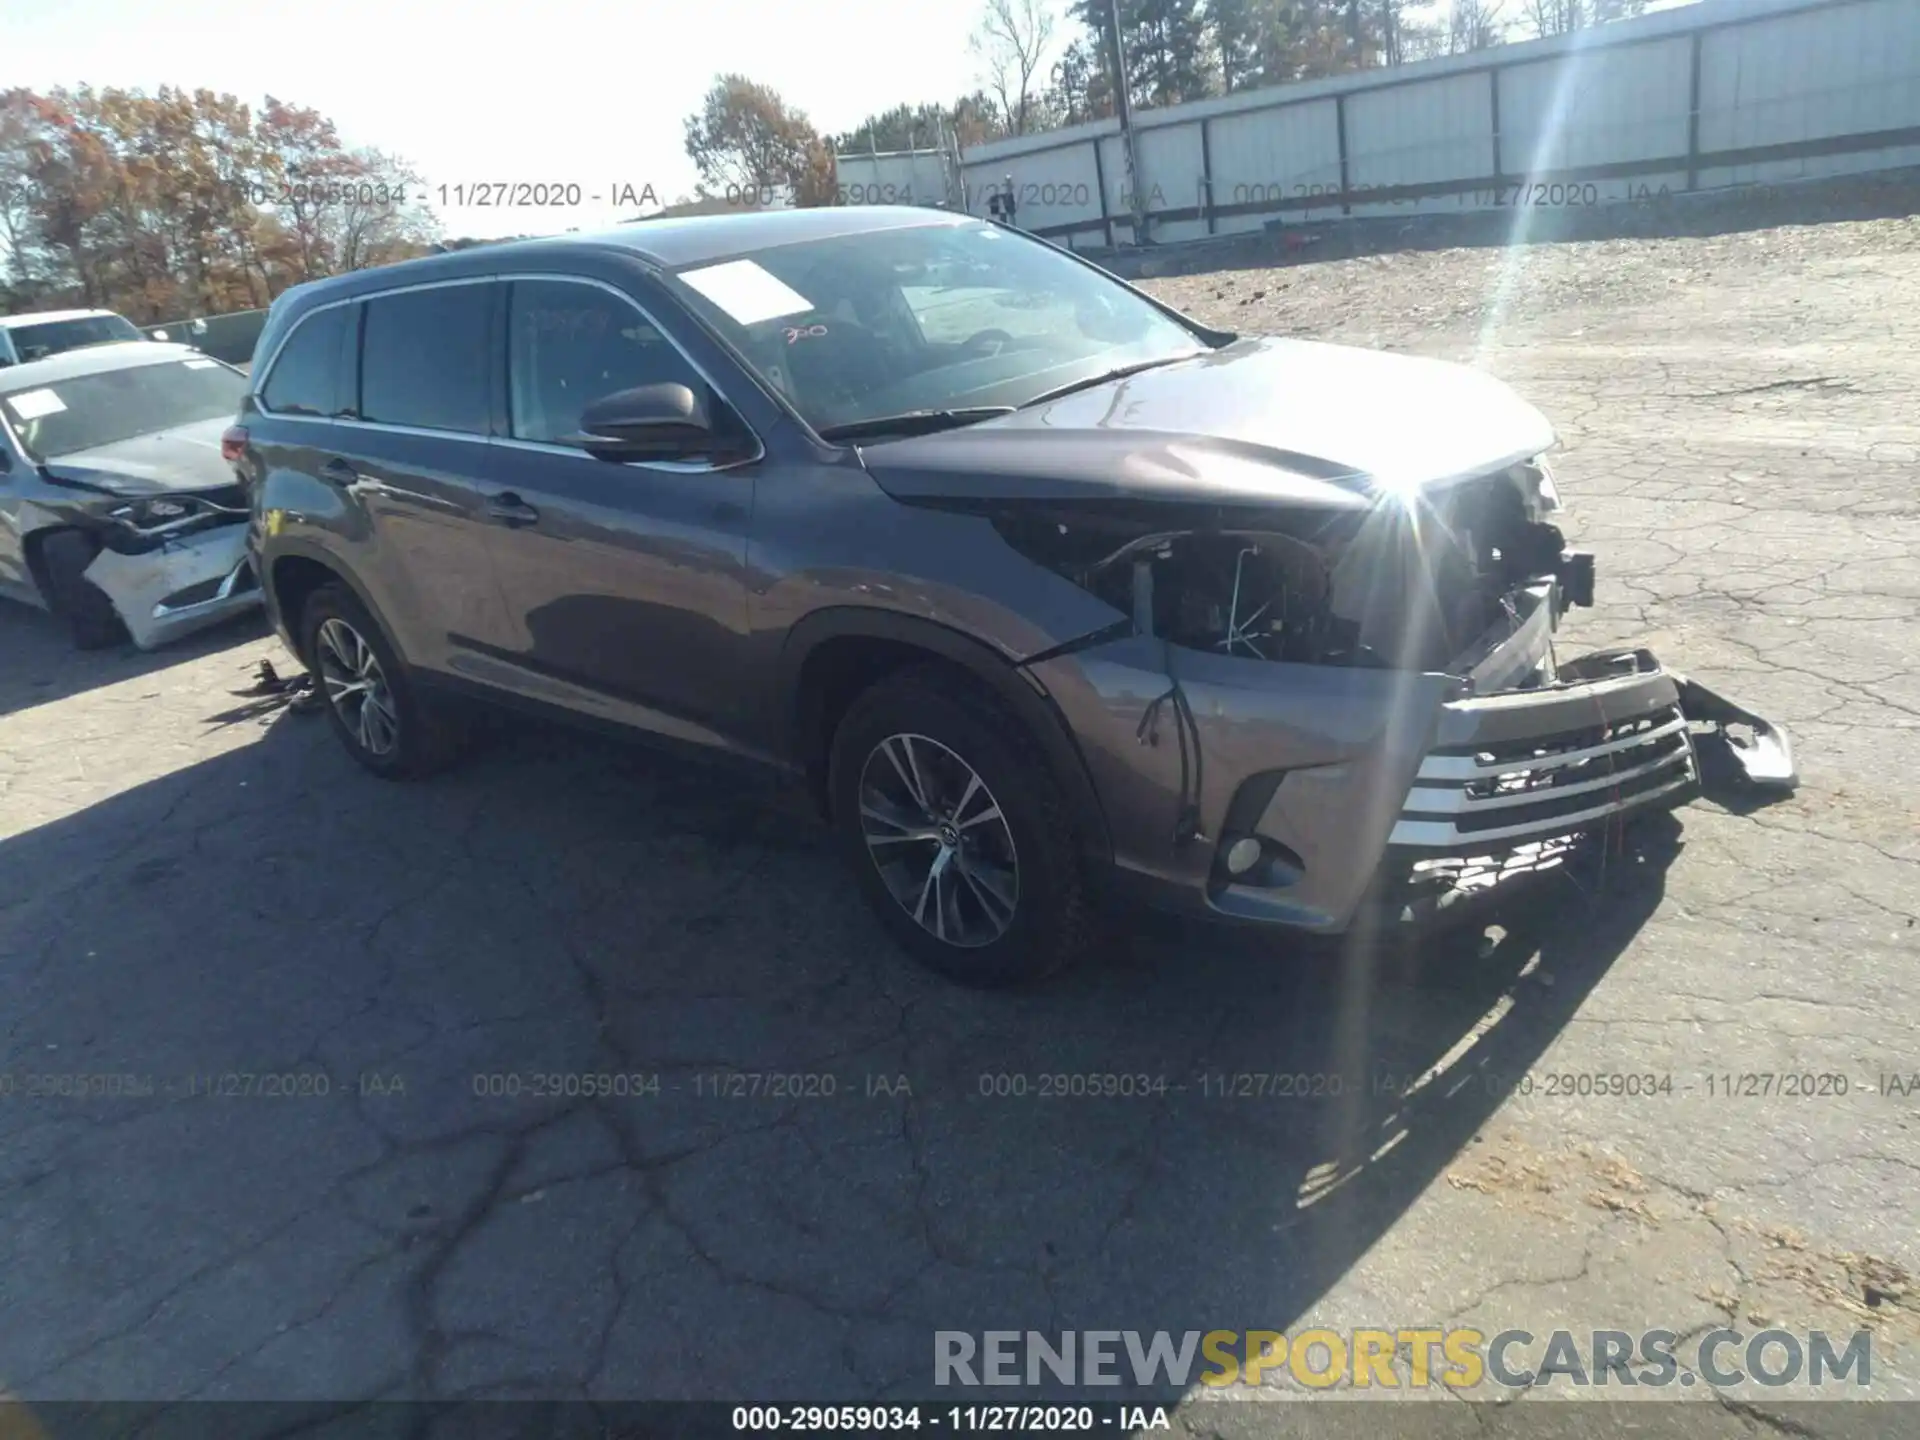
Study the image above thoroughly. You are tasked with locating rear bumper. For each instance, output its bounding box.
[83,522,261,650]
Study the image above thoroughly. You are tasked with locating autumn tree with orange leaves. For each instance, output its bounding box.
[682,76,837,209]
[0,86,440,323]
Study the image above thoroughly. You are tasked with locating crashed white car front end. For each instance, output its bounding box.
[77,496,260,650]
[0,346,264,650]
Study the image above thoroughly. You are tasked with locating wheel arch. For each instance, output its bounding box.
[264,542,388,665]
[21,522,82,608]
[780,607,1113,868]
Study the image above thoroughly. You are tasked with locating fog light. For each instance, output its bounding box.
[1224,837,1263,876]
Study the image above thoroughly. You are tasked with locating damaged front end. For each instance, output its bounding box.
[996,461,1796,933]
[29,477,258,650]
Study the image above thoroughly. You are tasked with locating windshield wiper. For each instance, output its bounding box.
[815,407,1014,443]
[1016,353,1206,410]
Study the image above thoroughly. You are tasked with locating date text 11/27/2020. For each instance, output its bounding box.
[432,182,920,209]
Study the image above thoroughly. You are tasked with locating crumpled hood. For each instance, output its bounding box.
[41,416,237,498]
[857,336,1557,510]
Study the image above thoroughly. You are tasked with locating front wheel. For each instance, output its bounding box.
[37,530,127,650]
[828,666,1097,987]
[301,583,462,779]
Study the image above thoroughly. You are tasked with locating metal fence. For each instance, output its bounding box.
[948,0,1920,247]
[832,147,965,210]
[142,308,268,367]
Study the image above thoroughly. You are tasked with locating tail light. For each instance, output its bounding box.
[220,424,249,464]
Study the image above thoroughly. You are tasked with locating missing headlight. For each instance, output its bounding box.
[1514,457,1562,516]
[110,496,198,529]
[1092,529,1372,666]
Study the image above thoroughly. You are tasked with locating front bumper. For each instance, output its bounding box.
[1385,648,1696,852]
[1029,630,1779,936]
[83,522,261,651]
[1345,647,1702,927]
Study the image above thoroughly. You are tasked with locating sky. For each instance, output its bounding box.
[4,0,995,239]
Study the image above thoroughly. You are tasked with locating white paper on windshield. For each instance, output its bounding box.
[183,357,219,369]
[679,259,814,326]
[7,387,66,420]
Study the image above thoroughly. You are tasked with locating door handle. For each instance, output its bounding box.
[485,492,540,527]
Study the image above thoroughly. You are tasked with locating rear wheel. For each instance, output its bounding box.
[828,665,1097,987]
[37,530,126,650]
[301,582,461,779]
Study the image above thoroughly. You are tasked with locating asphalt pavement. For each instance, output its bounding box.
[1,209,1916,1434]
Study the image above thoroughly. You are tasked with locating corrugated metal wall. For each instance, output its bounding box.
[957,0,1920,246]
[831,149,963,210]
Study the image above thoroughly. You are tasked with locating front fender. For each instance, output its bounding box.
[777,606,1114,868]
[253,530,391,666]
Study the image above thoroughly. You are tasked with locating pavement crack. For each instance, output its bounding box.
[1715,1394,1825,1437]
[1679,376,1853,402]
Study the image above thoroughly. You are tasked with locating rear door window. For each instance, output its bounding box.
[360,283,496,434]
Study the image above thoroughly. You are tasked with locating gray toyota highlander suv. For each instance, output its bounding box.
[235,206,1791,986]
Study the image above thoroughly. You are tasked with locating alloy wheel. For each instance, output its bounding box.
[316,617,399,757]
[857,732,1020,948]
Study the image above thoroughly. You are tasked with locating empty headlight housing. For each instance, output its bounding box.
[108,495,202,530]
[1518,456,1562,515]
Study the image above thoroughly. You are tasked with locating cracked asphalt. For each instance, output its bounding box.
[2,206,1917,1433]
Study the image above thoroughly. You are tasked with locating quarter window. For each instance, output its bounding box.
[361,283,494,434]
[261,305,351,418]
[507,279,705,447]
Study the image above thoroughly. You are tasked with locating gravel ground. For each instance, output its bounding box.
[1,207,1917,1433]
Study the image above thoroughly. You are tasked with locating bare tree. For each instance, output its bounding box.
[1519,0,1643,37]
[1362,0,1421,67]
[971,0,1056,138]
[1449,0,1508,51]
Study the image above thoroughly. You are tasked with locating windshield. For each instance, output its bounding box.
[0,357,247,459]
[6,313,145,363]
[666,221,1208,434]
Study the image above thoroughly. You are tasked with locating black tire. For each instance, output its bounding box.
[827,664,1097,987]
[300,582,462,779]
[37,530,127,650]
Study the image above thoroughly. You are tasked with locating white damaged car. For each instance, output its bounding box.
[0,341,260,650]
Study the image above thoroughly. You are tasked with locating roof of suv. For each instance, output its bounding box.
[272,206,976,313]
[579,204,971,267]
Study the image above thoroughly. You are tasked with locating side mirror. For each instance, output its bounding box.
[572,382,723,461]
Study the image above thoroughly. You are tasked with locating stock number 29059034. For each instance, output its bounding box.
[731,1405,1110,1431]
[977,1072,1167,1098]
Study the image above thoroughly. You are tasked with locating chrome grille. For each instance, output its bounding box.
[1391,699,1698,849]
